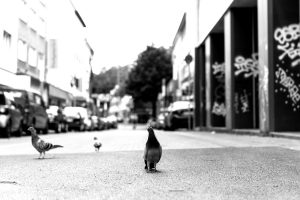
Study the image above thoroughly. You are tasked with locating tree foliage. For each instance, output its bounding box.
[125,46,172,117]
[91,66,129,96]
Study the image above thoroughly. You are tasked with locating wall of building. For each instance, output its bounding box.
[197,0,233,45]
[0,0,92,107]
[46,0,92,105]
[172,0,198,101]
[0,0,47,94]
[0,0,18,75]
[191,0,300,133]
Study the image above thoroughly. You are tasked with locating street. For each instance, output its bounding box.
[0,124,300,199]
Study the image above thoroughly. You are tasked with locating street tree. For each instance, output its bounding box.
[91,66,130,96]
[125,46,172,118]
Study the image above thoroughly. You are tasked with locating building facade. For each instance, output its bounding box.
[173,0,300,134]
[0,0,47,96]
[0,0,93,107]
[46,0,93,107]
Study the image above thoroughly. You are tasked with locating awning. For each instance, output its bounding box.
[49,84,72,100]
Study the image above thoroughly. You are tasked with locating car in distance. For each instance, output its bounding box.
[0,90,23,138]
[46,105,68,133]
[63,106,91,131]
[164,101,194,130]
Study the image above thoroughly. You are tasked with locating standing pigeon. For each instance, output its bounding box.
[143,126,162,172]
[93,137,102,152]
[27,127,63,159]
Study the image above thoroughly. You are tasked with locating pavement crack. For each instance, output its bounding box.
[0,181,19,185]
[168,189,185,192]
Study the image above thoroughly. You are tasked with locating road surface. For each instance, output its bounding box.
[0,124,299,199]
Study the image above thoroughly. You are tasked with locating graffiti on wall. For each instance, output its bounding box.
[274,24,300,67]
[275,67,300,109]
[212,62,226,116]
[212,61,225,79]
[234,53,259,78]
[212,102,226,116]
[274,23,300,112]
[234,90,250,114]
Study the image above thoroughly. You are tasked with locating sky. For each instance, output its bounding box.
[70,0,186,73]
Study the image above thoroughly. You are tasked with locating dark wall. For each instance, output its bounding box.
[231,8,259,129]
[210,33,225,127]
[272,0,300,131]
[199,45,207,127]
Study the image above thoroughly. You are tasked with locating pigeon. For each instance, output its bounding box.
[93,137,102,152]
[143,126,162,172]
[27,127,63,159]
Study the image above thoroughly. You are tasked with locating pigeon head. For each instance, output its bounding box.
[147,126,158,141]
[94,137,98,140]
[27,127,37,136]
[147,126,154,135]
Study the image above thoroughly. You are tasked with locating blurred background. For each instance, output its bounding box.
[1,0,300,138]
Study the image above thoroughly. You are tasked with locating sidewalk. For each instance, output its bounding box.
[0,147,299,200]
[126,123,300,141]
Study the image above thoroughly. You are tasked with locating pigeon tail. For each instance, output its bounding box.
[52,145,63,149]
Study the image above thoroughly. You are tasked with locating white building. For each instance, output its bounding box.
[46,0,93,107]
[0,0,47,96]
[171,1,198,101]
[0,0,93,107]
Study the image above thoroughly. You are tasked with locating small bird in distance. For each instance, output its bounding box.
[144,126,162,172]
[27,127,63,159]
[94,137,102,152]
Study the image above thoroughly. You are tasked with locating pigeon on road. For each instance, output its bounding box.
[144,126,162,172]
[93,137,102,152]
[27,127,63,159]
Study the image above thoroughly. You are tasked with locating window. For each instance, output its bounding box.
[28,46,37,67]
[3,31,11,48]
[34,94,41,105]
[37,52,45,69]
[17,39,27,62]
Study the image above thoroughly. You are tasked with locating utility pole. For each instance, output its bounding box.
[185,53,193,130]
[68,0,86,27]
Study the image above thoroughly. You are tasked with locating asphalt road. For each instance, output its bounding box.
[0,124,300,199]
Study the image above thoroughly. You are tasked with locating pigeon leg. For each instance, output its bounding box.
[144,160,148,170]
[147,161,151,172]
[38,152,42,159]
[154,163,157,172]
[42,152,45,159]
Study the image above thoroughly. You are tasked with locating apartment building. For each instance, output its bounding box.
[0,0,47,96]
[0,0,93,107]
[46,0,93,107]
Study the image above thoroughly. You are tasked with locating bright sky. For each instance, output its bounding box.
[70,0,186,73]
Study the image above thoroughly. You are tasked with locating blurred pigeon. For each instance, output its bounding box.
[93,137,102,152]
[27,127,63,159]
[143,126,162,172]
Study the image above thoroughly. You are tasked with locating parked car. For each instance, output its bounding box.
[46,105,68,133]
[0,87,48,134]
[90,115,100,131]
[164,101,194,130]
[63,106,91,131]
[0,91,23,138]
[155,110,169,130]
[100,117,109,130]
[106,115,118,129]
[97,117,107,130]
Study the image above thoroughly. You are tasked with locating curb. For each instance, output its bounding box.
[269,132,300,141]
